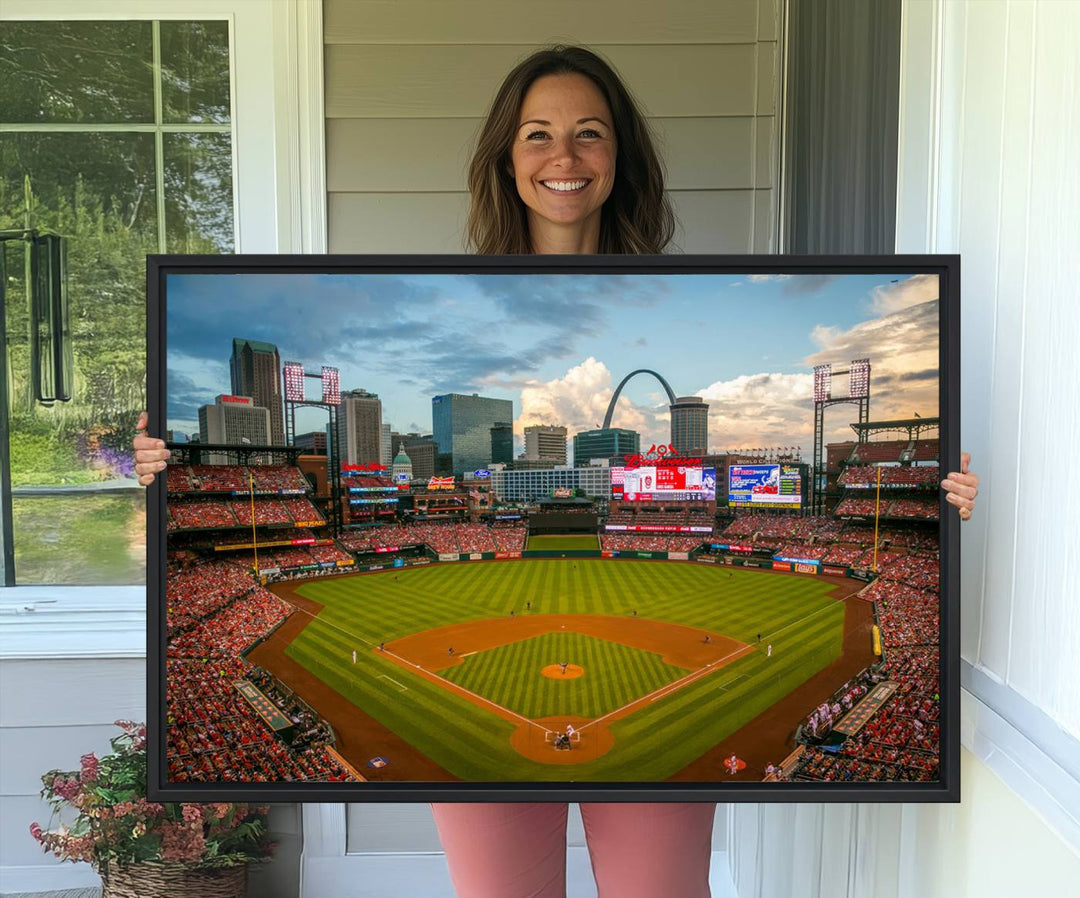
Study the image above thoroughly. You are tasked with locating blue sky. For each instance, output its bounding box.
[166,271,940,459]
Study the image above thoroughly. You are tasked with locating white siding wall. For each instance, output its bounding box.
[324,0,782,254]
[729,1,1080,894]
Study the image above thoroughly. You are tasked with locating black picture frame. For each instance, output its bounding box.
[147,253,960,803]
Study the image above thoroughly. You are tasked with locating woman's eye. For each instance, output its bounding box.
[525,130,550,140]
[579,129,602,138]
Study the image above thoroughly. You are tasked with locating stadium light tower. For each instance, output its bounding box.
[812,359,871,514]
[283,361,343,533]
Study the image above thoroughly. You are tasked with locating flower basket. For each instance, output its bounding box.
[30,721,273,891]
[101,861,247,898]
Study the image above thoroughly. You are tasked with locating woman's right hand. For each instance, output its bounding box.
[133,411,171,486]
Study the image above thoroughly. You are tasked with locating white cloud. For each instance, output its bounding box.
[747,274,793,283]
[867,273,939,316]
[697,372,815,452]
[514,358,671,452]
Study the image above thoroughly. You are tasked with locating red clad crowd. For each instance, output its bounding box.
[838,465,939,487]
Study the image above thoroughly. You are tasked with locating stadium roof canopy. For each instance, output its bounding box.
[849,417,940,440]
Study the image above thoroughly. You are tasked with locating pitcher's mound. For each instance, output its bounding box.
[541,663,584,679]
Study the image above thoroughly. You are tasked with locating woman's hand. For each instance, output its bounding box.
[941,452,979,520]
[133,411,171,487]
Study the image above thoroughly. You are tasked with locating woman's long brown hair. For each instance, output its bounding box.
[466,46,675,255]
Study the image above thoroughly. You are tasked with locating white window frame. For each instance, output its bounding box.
[894,0,1080,852]
[0,0,326,658]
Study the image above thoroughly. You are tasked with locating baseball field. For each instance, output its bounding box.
[250,559,857,782]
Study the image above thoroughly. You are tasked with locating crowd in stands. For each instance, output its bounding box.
[169,500,237,531]
[855,548,902,570]
[878,528,938,551]
[229,498,294,527]
[834,497,880,516]
[167,464,311,494]
[169,586,291,658]
[167,559,257,633]
[282,497,324,524]
[835,497,938,520]
[886,498,939,520]
[340,522,527,554]
[167,656,355,783]
[719,515,842,541]
[601,533,670,552]
[169,495,325,533]
[880,554,939,592]
[821,544,864,565]
[249,465,310,491]
[774,543,828,561]
[187,465,251,491]
[839,465,939,487]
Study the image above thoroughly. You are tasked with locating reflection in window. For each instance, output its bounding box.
[0,20,234,584]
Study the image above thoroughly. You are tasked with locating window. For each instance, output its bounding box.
[1,19,234,584]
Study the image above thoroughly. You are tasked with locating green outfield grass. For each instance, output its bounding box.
[439,632,687,719]
[526,534,600,550]
[285,560,845,781]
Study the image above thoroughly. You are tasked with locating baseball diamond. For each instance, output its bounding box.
[245,559,866,781]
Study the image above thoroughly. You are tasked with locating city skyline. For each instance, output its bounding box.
[166,271,941,462]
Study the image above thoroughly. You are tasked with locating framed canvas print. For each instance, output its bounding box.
[147,254,960,802]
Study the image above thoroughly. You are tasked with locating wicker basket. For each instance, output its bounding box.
[101,862,247,898]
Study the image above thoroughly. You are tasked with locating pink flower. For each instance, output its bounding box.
[160,821,206,864]
[181,805,202,824]
[52,777,80,801]
[29,822,43,842]
[80,753,99,782]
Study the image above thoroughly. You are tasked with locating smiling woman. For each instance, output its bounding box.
[466,45,674,255]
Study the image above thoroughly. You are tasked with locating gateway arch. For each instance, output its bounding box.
[602,369,709,456]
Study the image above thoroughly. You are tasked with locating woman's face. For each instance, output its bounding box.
[509,73,617,240]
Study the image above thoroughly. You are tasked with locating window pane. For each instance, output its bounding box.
[160,20,232,124]
[164,133,235,253]
[12,492,145,585]
[0,21,154,124]
[2,132,154,584]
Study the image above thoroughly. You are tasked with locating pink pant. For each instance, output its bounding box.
[431,802,716,898]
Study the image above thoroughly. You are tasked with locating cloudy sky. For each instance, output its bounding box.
[166,270,940,460]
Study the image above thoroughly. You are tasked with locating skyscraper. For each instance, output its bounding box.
[573,428,640,466]
[490,422,513,466]
[524,424,568,463]
[198,395,271,464]
[230,338,284,446]
[670,396,710,455]
[336,388,383,466]
[431,393,514,475]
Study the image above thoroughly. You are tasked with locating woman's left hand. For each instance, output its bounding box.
[941,452,979,520]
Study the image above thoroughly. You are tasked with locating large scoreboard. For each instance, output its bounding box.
[728,463,805,509]
[611,466,716,502]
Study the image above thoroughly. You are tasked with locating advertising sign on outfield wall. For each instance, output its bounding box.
[824,565,848,577]
[772,561,792,572]
[438,553,459,562]
[668,552,689,561]
[795,562,819,575]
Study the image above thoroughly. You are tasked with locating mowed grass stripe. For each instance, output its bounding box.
[440,632,685,719]
[285,560,848,779]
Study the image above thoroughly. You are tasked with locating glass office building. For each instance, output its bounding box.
[572,428,640,466]
[432,393,514,475]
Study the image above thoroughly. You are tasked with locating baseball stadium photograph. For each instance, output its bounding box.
[157,264,947,790]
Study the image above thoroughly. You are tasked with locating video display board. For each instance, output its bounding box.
[728,464,803,509]
[611,465,716,501]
